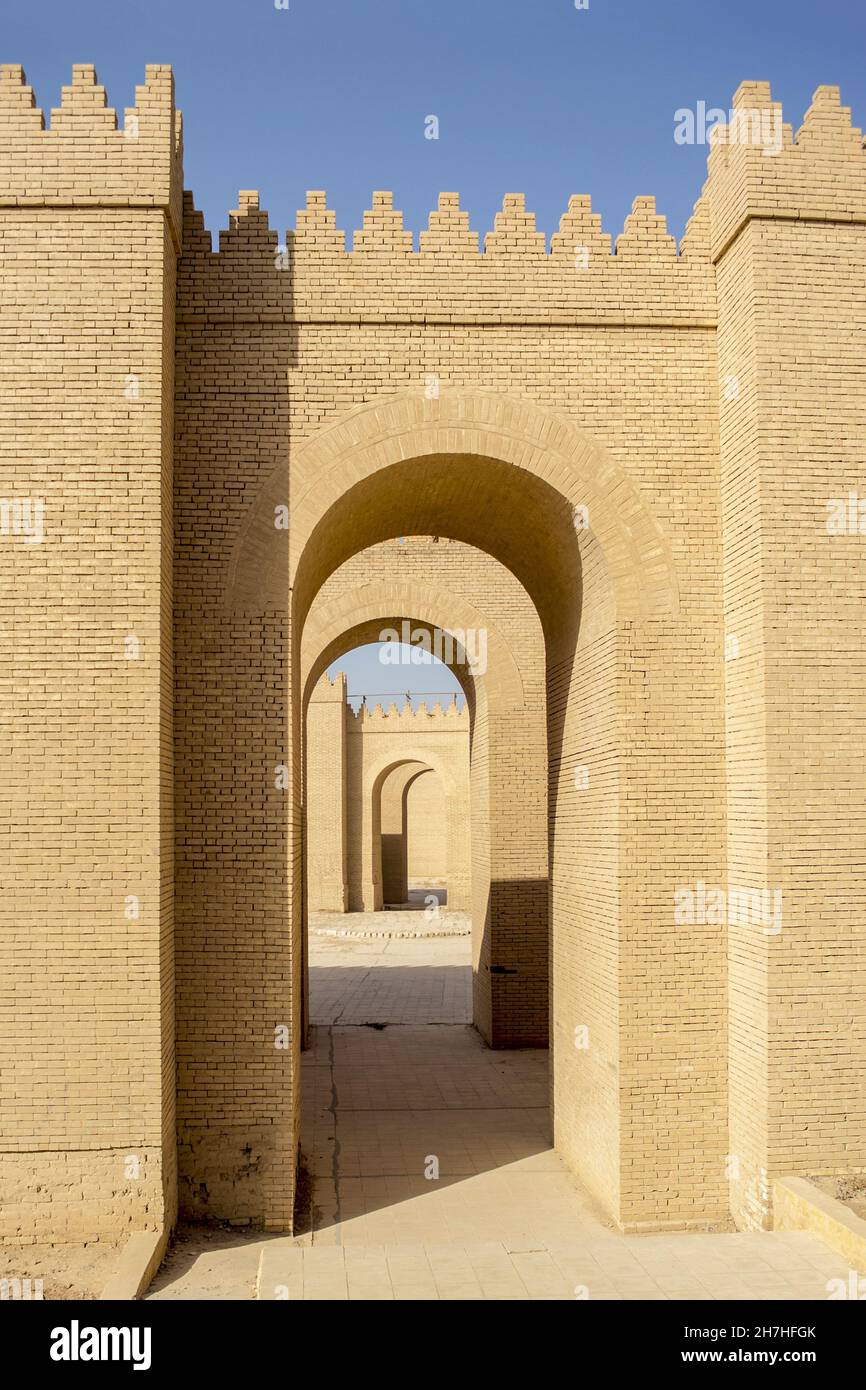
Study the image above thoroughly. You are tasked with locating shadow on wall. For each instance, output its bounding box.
[473,878,551,1050]
[382,884,448,909]
[175,192,299,1230]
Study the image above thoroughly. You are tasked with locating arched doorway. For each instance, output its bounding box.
[301,566,547,1046]
[367,749,467,913]
[222,388,723,1235]
[378,760,435,908]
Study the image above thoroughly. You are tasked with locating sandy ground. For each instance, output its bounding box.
[0,1239,121,1300]
[811,1175,866,1223]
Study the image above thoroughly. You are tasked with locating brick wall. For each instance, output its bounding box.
[406,767,448,888]
[308,675,466,911]
[5,65,865,1240]
[710,83,866,1228]
[0,64,180,1240]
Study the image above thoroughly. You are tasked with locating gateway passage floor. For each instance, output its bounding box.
[147,919,855,1301]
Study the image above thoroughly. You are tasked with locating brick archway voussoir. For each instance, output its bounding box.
[302,579,527,711]
[227,390,679,621]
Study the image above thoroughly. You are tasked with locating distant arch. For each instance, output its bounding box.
[225,388,679,627]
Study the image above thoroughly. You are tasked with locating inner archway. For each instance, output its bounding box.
[289,437,610,1209]
[224,388,711,1235]
[379,761,436,907]
[301,556,548,1046]
[369,752,467,913]
[288,443,600,1070]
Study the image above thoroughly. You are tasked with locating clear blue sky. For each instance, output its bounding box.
[9,0,863,698]
[8,0,865,247]
[331,643,465,712]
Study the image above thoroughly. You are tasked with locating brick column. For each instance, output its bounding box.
[306,673,348,911]
[0,65,180,1239]
[708,82,866,1227]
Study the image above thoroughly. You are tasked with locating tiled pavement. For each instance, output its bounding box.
[147,917,858,1301]
[307,928,472,1025]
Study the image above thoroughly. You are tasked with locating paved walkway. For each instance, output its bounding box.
[147,916,856,1301]
[307,926,472,1025]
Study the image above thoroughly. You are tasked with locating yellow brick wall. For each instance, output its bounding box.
[710,82,866,1228]
[0,64,180,1240]
[5,65,865,1241]
[406,768,448,888]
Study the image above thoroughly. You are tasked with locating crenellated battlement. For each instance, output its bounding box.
[189,184,691,264]
[0,64,183,244]
[3,69,863,315]
[177,184,715,326]
[310,670,347,704]
[348,696,468,727]
[170,81,866,326]
[702,82,866,261]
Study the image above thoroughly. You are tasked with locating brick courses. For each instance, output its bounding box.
[2,67,864,1240]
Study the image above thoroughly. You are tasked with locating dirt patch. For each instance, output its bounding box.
[0,1240,121,1300]
[292,1151,318,1238]
[145,1223,269,1300]
[809,1175,866,1223]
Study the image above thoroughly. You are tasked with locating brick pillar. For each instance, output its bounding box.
[708,82,866,1227]
[306,673,348,911]
[0,65,180,1239]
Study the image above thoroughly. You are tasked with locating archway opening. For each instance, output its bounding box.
[291,453,591,1042]
[222,391,682,1232]
[379,763,444,909]
[293,456,585,1053]
[299,549,548,1051]
[289,452,585,1237]
[303,631,474,1028]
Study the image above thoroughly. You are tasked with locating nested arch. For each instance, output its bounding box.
[305,617,479,724]
[366,750,469,912]
[379,761,435,906]
[225,389,679,630]
[225,385,689,1224]
[368,747,458,803]
[302,579,528,714]
[275,386,677,1067]
[302,577,547,996]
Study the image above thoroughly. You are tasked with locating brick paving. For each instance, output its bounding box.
[308,927,472,1025]
[147,918,859,1301]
